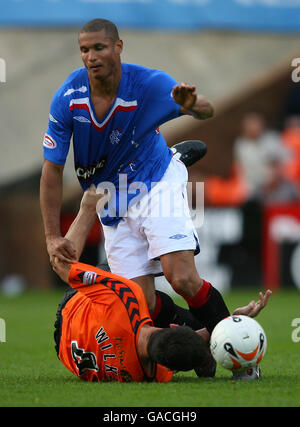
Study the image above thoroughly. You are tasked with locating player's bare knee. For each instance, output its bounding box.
[168,273,200,299]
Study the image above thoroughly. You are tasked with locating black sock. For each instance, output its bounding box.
[152,290,202,330]
[186,284,230,334]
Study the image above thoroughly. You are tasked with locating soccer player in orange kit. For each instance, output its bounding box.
[52,185,271,382]
[53,186,208,382]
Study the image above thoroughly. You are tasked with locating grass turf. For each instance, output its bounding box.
[0,287,299,407]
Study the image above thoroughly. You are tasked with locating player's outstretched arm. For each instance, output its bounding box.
[52,185,110,283]
[172,83,214,120]
[40,159,77,264]
[65,185,110,261]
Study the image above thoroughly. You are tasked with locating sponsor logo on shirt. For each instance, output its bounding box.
[75,158,107,183]
[82,271,99,285]
[169,234,188,240]
[43,133,57,149]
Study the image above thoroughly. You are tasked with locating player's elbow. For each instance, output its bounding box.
[198,101,214,119]
[40,160,64,188]
[189,96,214,120]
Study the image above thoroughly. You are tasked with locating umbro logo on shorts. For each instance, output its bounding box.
[169,234,187,240]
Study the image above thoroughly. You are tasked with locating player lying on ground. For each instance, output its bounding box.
[52,186,271,382]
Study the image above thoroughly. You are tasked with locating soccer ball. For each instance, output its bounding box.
[210,315,267,371]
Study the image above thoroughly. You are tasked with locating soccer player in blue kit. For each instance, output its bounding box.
[40,19,235,370]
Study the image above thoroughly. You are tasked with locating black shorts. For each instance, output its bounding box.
[54,288,78,357]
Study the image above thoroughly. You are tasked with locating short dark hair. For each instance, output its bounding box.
[147,326,208,372]
[79,19,120,42]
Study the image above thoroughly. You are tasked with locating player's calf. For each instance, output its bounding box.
[185,281,230,334]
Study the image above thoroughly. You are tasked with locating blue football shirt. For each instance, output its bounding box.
[43,63,181,225]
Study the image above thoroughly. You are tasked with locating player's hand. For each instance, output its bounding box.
[195,327,210,343]
[47,235,77,265]
[51,255,71,284]
[170,323,211,343]
[80,184,111,213]
[232,290,272,318]
[172,83,197,111]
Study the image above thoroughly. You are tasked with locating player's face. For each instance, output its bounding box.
[78,30,123,81]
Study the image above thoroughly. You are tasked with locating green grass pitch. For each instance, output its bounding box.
[0,287,299,407]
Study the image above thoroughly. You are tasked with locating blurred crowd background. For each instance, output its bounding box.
[1,0,300,295]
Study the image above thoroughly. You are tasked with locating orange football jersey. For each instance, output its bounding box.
[58,262,173,383]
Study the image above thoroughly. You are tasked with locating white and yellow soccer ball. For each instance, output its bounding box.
[210,315,267,371]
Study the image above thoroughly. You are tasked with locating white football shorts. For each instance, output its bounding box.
[99,157,200,279]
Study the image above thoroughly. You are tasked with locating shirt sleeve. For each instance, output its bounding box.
[68,262,109,295]
[140,69,182,128]
[155,364,174,383]
[43,88,73,165]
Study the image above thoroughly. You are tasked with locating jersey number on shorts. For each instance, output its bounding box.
[71,340,99,376]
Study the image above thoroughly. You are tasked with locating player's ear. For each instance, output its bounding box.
[115,39,123,55]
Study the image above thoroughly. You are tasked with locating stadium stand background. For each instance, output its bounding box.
[1,0,300,293]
